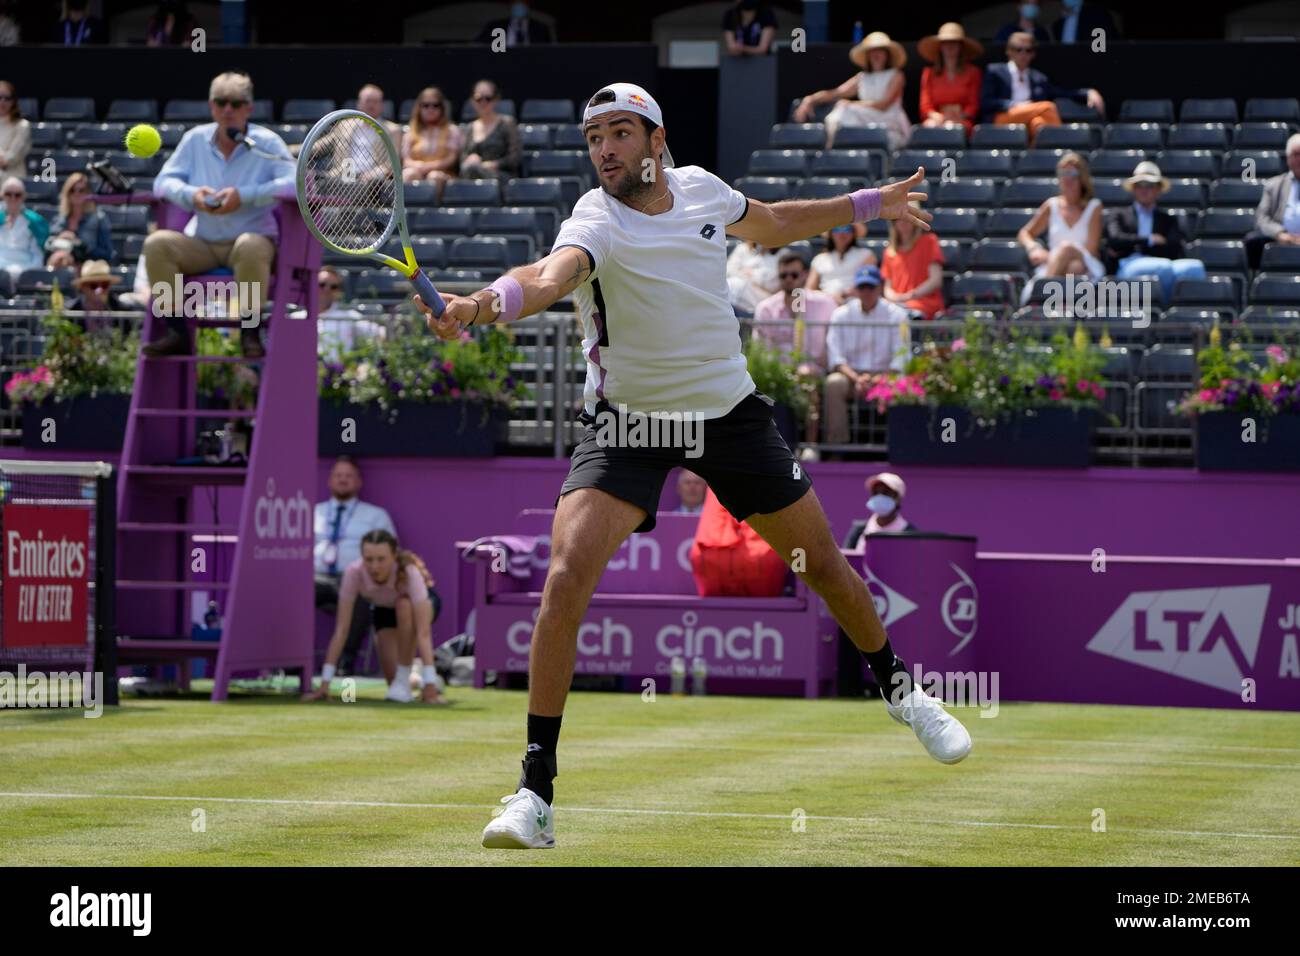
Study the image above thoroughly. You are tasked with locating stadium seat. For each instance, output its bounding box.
[17,98,38,120]
[107,99,158,123]
[120,234,146,262]
[69,123,129,149]
[970,124,1027,150]
[28,123,65,149]
[1086,149,1147,177]
[1232,122,1291,151]
[519,124,552,150]
[950,272,1017,307]
[1209,179,1263,207]
[0,272,13,298]
[1179,98,1238,124]
[524,151,586,177]
[552,125,587,150]
[440,179,502,208]
[954,149,1015,176]
[163,99,211,122]
[769,123,826,148]
[936,179,998,208]
[1249,274,1300,307]
[1166,123,1230,150]
[408,208,473,236]
[459,99,515,121]
[251,101,274,123]
[1104,123,1165,150]
[796,177,854,199]
[449,236,510,270]
[969,239,1029,274]
[1000,178,1057,206]
[101,207,149,233]
[1154,150,1219,179]
[1222,150,1284,180]
[43,98,96,122]
[733,176,792,203]
[1014,149,1068,176]
[1092,179,1132,206]
[475,208,545,245]
[1034,124,1094,150]
[403,181,439,206]
[938,238,971,272]
[22,180,57,203]
[810,149,877,180]
[829,125,890,151]
[983,208,1035,238]
[1118,99,1174,124]
[351,269,410,302]
[929,208,982,239]
[1244,98,1300,124]
[1054,99,1101,123]
[155,124,186,147]
[1195,208,1255,239]
[273,124,309,146]
[1171,276,1239,310]
[1140,345,1196,380]
[1239,306,1300,329]
[1260,244,1300,271]
[341,98,394,120]
[1161,179,1206,209]
[17,268,75,294]
[1185,240,1248,274]
[892,149,952,181]
[1024,276,1072,305]
[503,177,564,209]
[282,99,335,123]
[520,99,574,123]
[747,149,810,177]
[908,126,965,150]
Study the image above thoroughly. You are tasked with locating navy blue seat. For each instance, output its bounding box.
[1118,99,1174,123]
[829,126,890,151]
[440,179,502,208]
[983,208,1035,238]
[908,126,966,150]
[1196,209,1255,239]
[747,149,810,177]
[520,99,574,123]
[955,150,1015,176]
[810,150,878,180]
[734,177,793,203]
[769,123,826,148]
[1209,180,1263,207]
[1250,274,1300,307]
[1232,122,1291,150]
[1014,149,1068,176]
[1166,124,1230,150]
[935,179,998,208]
[1154,150,1219,179]
[970,124,1027,150]
[1000,178,1057,207]
[1244,98,1300,124]
[282,99,336,123]
[929,208,982,239]
[1104,123,1165,150]
[1034,124,1094,151]
[1179,98,1238,124]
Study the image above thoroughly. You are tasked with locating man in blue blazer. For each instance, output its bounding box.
[979,32,1104,145]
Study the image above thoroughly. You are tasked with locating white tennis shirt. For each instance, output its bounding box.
[552,165,757,419]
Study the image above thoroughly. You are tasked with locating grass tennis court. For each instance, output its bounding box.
[2,685,1298,866]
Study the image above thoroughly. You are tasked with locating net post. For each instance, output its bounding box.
[93,466,119,706]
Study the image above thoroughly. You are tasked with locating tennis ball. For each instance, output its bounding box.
[124,124,162,158]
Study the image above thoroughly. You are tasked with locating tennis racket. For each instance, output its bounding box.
[295,109,444,317]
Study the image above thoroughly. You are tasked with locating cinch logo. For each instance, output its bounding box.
[942,563,978,655]
[655,610,785,661]
[862,564,917,628]
[1085,585,1268,693]
[253,478,312,541]
[506,608,633,657]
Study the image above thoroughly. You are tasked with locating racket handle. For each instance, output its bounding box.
[410,271,445,318]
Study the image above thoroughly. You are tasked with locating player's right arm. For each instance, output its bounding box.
[413,245,593,339]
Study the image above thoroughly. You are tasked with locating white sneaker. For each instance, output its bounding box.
[798,446,820,462]
[481,788,555,849]
[884,685,972,764]
[384,680,413,702]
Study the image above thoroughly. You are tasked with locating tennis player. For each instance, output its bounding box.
[413,83,969,849]
[303,529,449,705]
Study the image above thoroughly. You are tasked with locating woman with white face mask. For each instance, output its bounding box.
[993,3,1051,46]
[843,472,913,550]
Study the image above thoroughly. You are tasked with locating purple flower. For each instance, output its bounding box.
[998,375,1010,386]
[504,376,514,389]
[1036,375,1054,388]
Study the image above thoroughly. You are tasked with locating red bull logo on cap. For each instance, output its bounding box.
[627,93,648,109]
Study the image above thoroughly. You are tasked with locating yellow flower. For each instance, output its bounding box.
[1099,326,1112,349]
[1209,322,1221,348]
[1073,322,1088,351]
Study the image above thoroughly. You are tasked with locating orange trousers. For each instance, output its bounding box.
[994,101,1063,147]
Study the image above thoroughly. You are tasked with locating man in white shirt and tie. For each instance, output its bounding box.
[314,455,396,674]
[823,264,910,446]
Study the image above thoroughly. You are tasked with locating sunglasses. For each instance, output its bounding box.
[1058,168,1081,178]
[1008,46,1035,54]
[0,94,13,101]
[83,282,112,292]
[2,190,23,198]
[473,95,495,103]
[779,271,803,280]
[319,281,342,290]
[212,97,249,109]
[419,101,443,109]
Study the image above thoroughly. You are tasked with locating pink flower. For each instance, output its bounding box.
[1091,382,1105,400]
[1076,379,1090,393]
[1266,345,1288,363]
[442,361,454,372]
[1263,381,1282,396]
[1197,389,1217,402]
[450,387,461,398]
[1048,389,1064,400]
[951,338,966,352]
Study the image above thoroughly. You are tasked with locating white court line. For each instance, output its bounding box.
[0,790,1296,843]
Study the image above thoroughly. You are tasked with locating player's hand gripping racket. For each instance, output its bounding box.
[295,109,444,317]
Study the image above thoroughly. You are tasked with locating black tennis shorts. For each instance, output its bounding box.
[369,589,440,632]
[557,389,813,533]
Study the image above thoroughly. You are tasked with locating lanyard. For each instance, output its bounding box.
[329,499,359,544]
[65,18,88,46]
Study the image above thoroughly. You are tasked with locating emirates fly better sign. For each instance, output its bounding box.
[2,504,91,647]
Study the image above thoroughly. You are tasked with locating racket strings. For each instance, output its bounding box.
[303,116,398,254]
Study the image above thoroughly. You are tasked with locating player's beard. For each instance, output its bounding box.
[602,145,658,205]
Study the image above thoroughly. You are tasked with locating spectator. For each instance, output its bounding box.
[0,80,30,179]
[882,202,945,319]
[722,0,776,57]
[726,238,781,314]
[402,86,461,192]
[357,83,402,148]
[477,1,553,45]
[823,265,909,446]
[753,251,834,449]
[0,177,46,282]
[1052,0,1118,44]
[980,33,1103,146]
[918,22,983,135]
[459,79,520,181]
[808,224,875,304]
[674,469,707,515]
[795,32,911,151]
[304,529,449,705]
[66,259,124,327]
[146,1,197,46]
[1020,151,1105,286]
[0,2,19,46]
[1244,133,1300,270]
[144,71,294,358]
[313,456,397,677]
[293,266,385,357]
[1104,161,1205,303]
[46,172,114,268]
[843,473,915,549]
[53,0,105,45]
[993,3,1051,46]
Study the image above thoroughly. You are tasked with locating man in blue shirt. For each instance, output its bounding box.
[143,71,295,358]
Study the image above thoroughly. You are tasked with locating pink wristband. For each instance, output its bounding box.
[486,275,524,324]
[849,187,882,222]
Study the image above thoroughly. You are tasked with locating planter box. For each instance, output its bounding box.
[21,395,130,451]
[319,399,507,457]
[1195,412,1300,471]
[887,405,1094,467]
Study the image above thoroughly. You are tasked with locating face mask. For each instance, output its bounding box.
[511,3,528,17]
[867,494,896,515]
[1062,0,1082,9]
[1020,3,1039,18]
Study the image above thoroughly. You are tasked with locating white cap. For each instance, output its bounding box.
[867,472,907,499]
[581,82,674,168]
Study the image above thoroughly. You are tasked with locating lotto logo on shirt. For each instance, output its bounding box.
[2,504,91,648]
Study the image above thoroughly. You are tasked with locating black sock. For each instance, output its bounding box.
[862,641,913,706]
[519,713,562,805]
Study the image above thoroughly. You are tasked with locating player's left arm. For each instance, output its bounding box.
[727,167,932,248]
